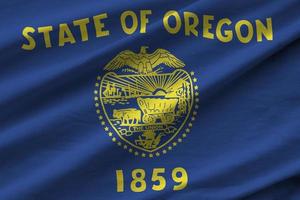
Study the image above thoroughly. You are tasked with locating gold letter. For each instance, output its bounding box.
[140,10,152,33]
[73,18,90,42]
[163,10,181,34]
[21,27,36,50]
[59,23,76,47]
[184,12,199,36]
[38,26,53,48]
[235,20,254,43]
[93,13,110,37]
[120,11,138,34]
[216,18,233,43]
[203,15,214,39]
[256,18,273,42]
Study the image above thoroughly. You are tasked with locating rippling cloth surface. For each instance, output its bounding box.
[1,0,300,200]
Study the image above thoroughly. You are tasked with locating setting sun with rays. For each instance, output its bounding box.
[102,70,191,98]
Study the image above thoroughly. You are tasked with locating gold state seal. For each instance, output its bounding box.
[94,46,199,158]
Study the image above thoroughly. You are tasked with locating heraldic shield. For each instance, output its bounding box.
[94,47,199,157]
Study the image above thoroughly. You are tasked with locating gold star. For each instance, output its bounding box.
[190,71,195,76]
[149,154,153,158]
[182,133,187,138]
[193,111,197,115]
[95,103,99,107]
[195,92,199,96]
[195,105,199,109]
[155,152,160,156]
[142,153,146,157]
[104,127,109,131]
[96,109,100,114]
[117,142,121,146]
[112,137,116,142]
[129,149,133,153]
[94,97,98,101]
[162,150,167,154]
[178,138,182,142]
[94,90,98,94]
[193,78,197,82]
[123,145,127,149]
[188,123,193,127]
[191,117,195,121]
[168,146,172,150]
[95,83,99,87]
[101,121,105,125]
[108,132,113,136]
[134,152,139,156]
[194,86,198,90]
[97,76,101,80]
[173,142,177,146]
[186,128,190,133]
[99,115,103,120]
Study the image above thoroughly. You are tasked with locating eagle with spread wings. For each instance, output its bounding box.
[104,46,185,74]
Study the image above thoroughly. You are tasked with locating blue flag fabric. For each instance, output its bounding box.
[1,1,300,199]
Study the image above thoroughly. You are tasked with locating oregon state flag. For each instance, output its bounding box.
[1,0,300,199]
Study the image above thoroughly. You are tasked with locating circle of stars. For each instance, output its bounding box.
[93,71,200,158]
